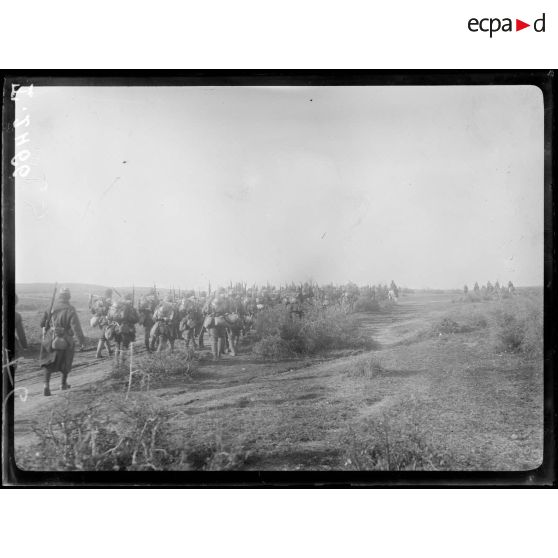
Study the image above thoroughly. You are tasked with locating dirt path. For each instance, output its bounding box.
[14,293,441,411]
[15,292,541,471]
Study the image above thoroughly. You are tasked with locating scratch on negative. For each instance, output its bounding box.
[101,176,121,199]
[82,200,92,218]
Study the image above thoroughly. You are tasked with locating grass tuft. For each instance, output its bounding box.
[345,355,385,378]
[491,295,542,356]
[343,400,454,471]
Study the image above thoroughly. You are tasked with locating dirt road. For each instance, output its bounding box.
[13,292,543,471]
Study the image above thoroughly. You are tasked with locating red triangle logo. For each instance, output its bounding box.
[516,19,530,31]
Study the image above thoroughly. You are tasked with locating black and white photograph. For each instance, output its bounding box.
[2,75,550,481]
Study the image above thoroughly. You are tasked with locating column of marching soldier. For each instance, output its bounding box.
[15,284,314,397]
[16,279,510,397]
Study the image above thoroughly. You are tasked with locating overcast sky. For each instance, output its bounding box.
[15,85,543,289]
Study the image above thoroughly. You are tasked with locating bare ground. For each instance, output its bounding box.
[13,292,543,471]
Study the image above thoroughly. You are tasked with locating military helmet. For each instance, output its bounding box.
[59,287,71,300]
[165,294,173,303]
[124,293,133,301]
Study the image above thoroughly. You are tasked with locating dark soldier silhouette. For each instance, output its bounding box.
[40,287,86,396]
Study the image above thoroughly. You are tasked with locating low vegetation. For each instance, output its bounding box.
[21,394,254,471]
[352,297,381,312]
[137,347,197,381]
[15,287,543,472]
[25,396,179,471]
[252,305,375,359]
[181,424,253,470]
[110,346,197,391]
[345,354,385,378]
[430,309,488,336]
[491,294,543,356]
[343,399,454,471]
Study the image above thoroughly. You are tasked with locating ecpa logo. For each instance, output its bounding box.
[468,12,546,37]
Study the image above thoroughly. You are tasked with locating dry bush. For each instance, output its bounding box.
[116,347,197,390]
[252,305,375,359]
[492,295,543,356]
[343,401,453,470]
[345,354,385,378]
[139,347,196,376]
[430,307,488,336]
[29,396,179,471]
[353,297,380,312]
[252,334,301,360]
[181,424,252,470]
[25,394,252,471]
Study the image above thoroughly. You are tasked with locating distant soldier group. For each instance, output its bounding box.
[465,280,516,297]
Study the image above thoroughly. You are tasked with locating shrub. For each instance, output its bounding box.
[182,427,252,471]
[139,347,196,377]
[252,334,301,360]
[343,402,453,470]
[353,297,380,312]
[492,296,543,356]
[433,318,462,334]
[29,396,179,471]
[121,347,197,390]
[345,355,384,378]
[252,305,375,359]
[430,309,488,336]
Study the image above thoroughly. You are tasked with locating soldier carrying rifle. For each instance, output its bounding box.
[40,286,86,396]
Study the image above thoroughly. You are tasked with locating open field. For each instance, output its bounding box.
[13,289,543,471]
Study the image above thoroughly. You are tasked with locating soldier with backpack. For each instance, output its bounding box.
[179,296,203,350]
[203,292,229,360]
[40,287,86,396]
[138,289,159,352]
[90,288,113,358]
[150,295,176,352]
[107,293,139,365]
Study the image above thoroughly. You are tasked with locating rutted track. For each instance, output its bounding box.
[15,294,532,470]
[13,294,448,441]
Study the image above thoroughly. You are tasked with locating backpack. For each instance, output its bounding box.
[49,308,72,350]
[108,301,126,322]
[92,297,109,316]
[155,301,173,320]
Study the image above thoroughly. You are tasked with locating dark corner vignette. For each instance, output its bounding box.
[1,71,556,487]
